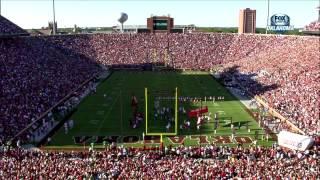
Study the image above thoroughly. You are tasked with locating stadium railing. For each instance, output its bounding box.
[217,72,305,135]
[254,96,305,135]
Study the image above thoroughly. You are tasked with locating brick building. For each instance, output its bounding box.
[238,8,256,34]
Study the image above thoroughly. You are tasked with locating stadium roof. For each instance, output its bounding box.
[0,15,29,37]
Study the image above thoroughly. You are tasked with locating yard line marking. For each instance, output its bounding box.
[217,110,226,115]
[89,119,100,125]
[96,110,105,115]
[96,76,125,135]
[96,93,121,135]
[103,103,108,107]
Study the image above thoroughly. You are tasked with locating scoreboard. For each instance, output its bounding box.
[153,19,168,30]
[147,16,174,33]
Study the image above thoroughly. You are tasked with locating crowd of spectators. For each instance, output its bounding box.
[217,35,319,135]
[0,37,101,142]
[1,145,319,179]
[304,21,320,31]
[0,15,28,35]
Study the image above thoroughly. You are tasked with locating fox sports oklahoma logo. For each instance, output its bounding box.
[267,14,294,32]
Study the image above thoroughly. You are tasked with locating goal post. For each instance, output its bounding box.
[145,87,178,139]
[145,87,148,134]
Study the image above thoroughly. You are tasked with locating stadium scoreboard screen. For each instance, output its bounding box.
[153,19,168,30]
[147,16,174,33]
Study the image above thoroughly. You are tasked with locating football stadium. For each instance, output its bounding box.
[0,0,320,179]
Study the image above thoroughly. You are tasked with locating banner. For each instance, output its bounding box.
[278,131,314,151]
[188,106,208,118]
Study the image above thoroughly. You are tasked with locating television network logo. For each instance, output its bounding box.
[267,14,294,32]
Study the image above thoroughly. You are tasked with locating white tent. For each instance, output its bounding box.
[278,131,314,151]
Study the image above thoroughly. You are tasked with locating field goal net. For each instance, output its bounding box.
[145,87,178,138]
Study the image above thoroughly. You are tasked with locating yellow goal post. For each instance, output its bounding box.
[145,87,178,142]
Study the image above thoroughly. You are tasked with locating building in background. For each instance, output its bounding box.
[238,8,256,34]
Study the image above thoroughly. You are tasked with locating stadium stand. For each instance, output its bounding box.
[304,21,320,31]
[218,35,320,135]
[0,145,319,179]
[0,37,101,142]
[0,15,29,36]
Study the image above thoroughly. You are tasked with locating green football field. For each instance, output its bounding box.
[49,71,273,148]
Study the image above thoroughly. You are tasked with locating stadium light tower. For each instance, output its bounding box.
[317,6,320,22]
[52,0,57,35]
[266,0,270,34]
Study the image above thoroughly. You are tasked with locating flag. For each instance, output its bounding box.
[131,95,138,106]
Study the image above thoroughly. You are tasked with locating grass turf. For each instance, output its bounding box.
[49,71,272,147]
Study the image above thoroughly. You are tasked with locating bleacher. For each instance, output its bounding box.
[0,15,29,37]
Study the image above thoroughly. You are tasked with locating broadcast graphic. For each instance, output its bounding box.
[267,14,294,32]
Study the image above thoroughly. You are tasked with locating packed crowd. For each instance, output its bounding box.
[217,35,320,135]
[0,37,101,142]
[0,145,319,179]
[304,21,320,31]
[0,15,28,35]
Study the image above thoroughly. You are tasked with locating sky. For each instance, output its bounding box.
[1,0,319,29]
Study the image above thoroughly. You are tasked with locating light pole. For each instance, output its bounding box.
[266,0,270,34]
[52,0,56,35]
[317,6,320,22]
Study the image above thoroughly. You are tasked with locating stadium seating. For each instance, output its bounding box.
[0,37,101,142]
[218,35,320,135]
[0,145,319,179]
[0,15,28,36]
[305,21,320,31]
